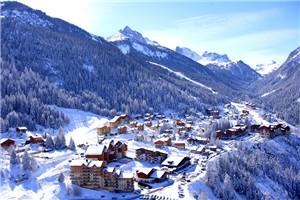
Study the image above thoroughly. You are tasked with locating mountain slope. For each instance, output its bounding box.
[254,60,280,76]
[108,27,249,97]
[0,1,227,130]
[175,46,261,84]
[254,47,300,125]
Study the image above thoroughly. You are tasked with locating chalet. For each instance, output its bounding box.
[205,108,220,119]
[97,124,111,135]
[173,141,186,149]
[117,125,127,134]
[176,119,185,126]
[216,124,247,139]
[16,127,27,134]
[185,124,192,131]
[245,102,256,109]
[154,137,171,148]
[137,123,144,131]
[85,144,107,161]
[191,146,206,154]
[26,135,45,144]
[135,168,168,183]
[130,121,138,128]
[85,140,128,162]
[70,160,134,192]
[0,138,16,149]
[109,114,129,128]
[258,123,290,138]
[144,120,152,127]
[250,124,260,132]
[161,156,191,171]
[135,148,168,163]
[241,110,249,117]
[187,137,209,145]
[208,145,217,151]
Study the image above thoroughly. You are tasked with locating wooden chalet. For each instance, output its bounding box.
[135,148,168,163]
[97,124,111,135]
[109,114,129,128]
[161,155,191,171]
[144,120,152,127]
[16,127,27,134]
[205,108,220,119]
[85,140,127,162]
[136,123,144,131]
[26,135,45,144]
[172,141,186,149]
[136,168,168,183]
[245,102,256,109]
[0,138,16,149]
[258,123,290,138]
[154,137,171,148]
[117,125,127,134]
[187,137,209,145]
[176,119,185,126]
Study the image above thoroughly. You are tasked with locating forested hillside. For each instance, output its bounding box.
[253,47,300,125]
[0,1,226,131]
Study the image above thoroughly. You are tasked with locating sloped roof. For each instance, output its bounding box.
[85,145,106,155]
[161,155,189,167]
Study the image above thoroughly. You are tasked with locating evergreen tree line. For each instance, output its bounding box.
[205,134,300,200]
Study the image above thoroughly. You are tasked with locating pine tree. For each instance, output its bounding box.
[45,134,54,149]
[22,150,31,171]
[10,149,20,166]
[68,137,76,151]
[58,172,65,183]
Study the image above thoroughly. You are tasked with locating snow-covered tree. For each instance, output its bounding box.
[45,134,54,149]
[22,150,31,171]
[10,149,20,166]
[58,172,65,183]
[21,150,38,172]
[68,137,76,151]
[54,127,66,150]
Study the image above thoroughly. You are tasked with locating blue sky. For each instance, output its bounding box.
[17,0,299,66]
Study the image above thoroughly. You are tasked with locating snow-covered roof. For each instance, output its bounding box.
[87,160,104,168]
[136,168,153,176]
[150,170,166,179]
[161,155,189,167]
[0,138,15,144]
[85,145,106,155]
[70,159,86,167]
[120,172,133,179]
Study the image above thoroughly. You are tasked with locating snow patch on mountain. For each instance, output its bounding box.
[82,64,95,73]
[175,47,232,69]
[117,44,130,54]
[261,89,277,97]
[2,9,53,27]
[254,61,280,75]
[147,61,217,94]
[277,73,286,79]
[132,43,167,58]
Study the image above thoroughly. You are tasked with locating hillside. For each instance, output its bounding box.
[253,47,300,125]
[0,1,228,131]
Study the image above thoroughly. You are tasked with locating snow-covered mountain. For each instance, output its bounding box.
[256,47,300,125]
[107,26,247,97]
[107,26,160,46]
[254,60,280,76]
[175,46,261,83]
[175,46,231,67]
